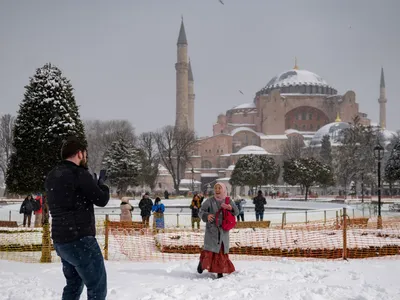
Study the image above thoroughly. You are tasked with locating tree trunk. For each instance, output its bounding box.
[305,186,309,201]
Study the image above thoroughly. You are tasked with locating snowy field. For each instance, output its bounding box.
[0,198,367,228]
[1,258,400,300]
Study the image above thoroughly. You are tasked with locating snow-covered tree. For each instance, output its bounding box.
[84,119,136,173]
[230,154,280,189]
[6,63,85,194]
[154,126,196,194]
[137,132,159,191]
[385,140,400,183]
[102,136,142,195]
[283,157,333,200]
[319,135,332,166]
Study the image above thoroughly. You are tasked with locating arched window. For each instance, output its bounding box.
[202,160,212,169]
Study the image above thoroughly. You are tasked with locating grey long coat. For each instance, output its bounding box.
[199,197,239,254]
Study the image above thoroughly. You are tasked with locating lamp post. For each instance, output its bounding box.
[191,167,195,193]
[361,171,364,204]
[374,142,384,229]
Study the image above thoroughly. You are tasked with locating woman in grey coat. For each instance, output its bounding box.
[197,182,239,278]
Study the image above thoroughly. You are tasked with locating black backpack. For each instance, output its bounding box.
[33,199,41,212]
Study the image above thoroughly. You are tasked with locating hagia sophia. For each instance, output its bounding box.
[155,20,394,194]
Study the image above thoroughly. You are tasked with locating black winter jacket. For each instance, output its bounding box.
[45,161,110,244]
[139,197,153,217]
[253,195,267,212]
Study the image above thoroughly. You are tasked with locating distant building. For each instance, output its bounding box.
[159,20,391,195]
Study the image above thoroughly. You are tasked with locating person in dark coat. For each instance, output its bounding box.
[253,190,267,221]
[139,192,153,227]
[19,195,35,227]
[164,190,169,199]
[45,137,110,300]
[190,194,202,229]
[198,183,239,278]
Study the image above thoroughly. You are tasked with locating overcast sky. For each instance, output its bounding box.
[0,0,399,137]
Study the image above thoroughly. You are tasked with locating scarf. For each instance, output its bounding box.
[214,182,227,202]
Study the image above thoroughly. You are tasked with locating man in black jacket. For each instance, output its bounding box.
[253,190,267,221]
[45,137,110,300]
[139,192,153,227]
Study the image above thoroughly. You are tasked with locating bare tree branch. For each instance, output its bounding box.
[154,126,196,194]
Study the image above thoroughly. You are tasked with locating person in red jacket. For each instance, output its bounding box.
[34,195,43,227]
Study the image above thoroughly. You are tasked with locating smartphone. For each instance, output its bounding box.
[99,169,107,179]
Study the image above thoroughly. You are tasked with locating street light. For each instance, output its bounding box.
[191,167,195,193]
[374,142,384,229]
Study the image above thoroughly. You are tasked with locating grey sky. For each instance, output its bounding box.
[1,0,399,137]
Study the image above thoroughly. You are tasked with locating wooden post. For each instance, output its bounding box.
[324,210,326,225]
[336,211,339,229]
[281,212,285,229]
[40,195,51,263]
[104,215,109,261]
[176,213,180,228]
[9,210,11,222]
[352,209,355,219]
[305,211,308,224]
[342,207,347,260]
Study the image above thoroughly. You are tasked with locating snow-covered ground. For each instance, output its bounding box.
[1,258,400,300]
[0,198,366,228]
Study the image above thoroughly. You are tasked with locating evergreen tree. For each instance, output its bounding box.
[319,135,332,166]
[230,154,280,189]
[6,63,85,194]
[283,157,333,200]
[385,140,400,183]
[102,136,142,195]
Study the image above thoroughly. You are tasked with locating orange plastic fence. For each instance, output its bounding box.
[1,208,400,263]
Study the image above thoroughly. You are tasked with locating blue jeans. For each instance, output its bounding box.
[256,211,264,221]
[54,236,107,300]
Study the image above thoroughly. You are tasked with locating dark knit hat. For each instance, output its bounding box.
[61,137,87,160]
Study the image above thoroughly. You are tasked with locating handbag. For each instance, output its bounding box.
[215,197,237,231]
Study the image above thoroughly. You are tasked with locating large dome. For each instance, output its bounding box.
[257,68,337,96]
[310,122,350,147]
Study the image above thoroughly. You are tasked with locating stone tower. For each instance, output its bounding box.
[188,59,195,131]
[378,67,387,129]
[175,19,189,130]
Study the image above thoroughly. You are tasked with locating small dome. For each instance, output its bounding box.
[257,68,337,96]
[236,145,268,155]
[310,122,350,146]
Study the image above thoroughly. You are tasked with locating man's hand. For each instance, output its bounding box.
[98,169,107,185]
[208,214,215,222]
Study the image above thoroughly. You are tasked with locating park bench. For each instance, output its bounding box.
[0,221,19,227]
[235,221,271,229]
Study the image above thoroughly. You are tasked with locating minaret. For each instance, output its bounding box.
[188,59,195,131]
[175,18,189,130]
[378,67,387,129]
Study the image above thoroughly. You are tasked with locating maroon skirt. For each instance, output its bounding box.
[200,243,235,274]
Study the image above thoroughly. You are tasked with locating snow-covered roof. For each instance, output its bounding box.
[260,135,288,140]
[230,127,265,137]
[226,164,236,171]
[232,103,256,109]
[201,173,219,177]
[234,145,269,155]
[228,123,256,127]
[310,122,351,147]
[180,179,201,185]
[265,69,332,89]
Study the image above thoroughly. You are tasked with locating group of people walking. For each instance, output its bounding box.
[19,194,44,227]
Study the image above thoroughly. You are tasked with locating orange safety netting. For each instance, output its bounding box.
[1,209,400,263]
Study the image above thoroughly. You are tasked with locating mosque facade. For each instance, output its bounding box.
[156,20,391,194]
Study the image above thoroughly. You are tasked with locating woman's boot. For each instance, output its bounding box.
[197,261,203,274]
[217,273,223,278]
